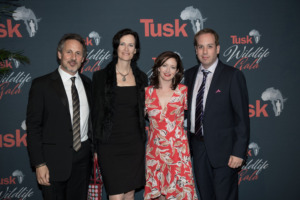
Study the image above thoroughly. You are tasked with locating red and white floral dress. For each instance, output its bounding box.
[144,84,198,200]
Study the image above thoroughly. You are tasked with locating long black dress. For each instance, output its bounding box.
[98,86,145,195]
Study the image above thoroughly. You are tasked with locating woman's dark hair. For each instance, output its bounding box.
[112,28,140,62]
[150,51,184,90]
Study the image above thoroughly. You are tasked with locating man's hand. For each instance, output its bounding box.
[228,155,243,168]
[36,165,50,186]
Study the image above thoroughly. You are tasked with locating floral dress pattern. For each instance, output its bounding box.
[144,84,198,200]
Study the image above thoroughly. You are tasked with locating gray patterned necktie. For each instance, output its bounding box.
[71,77,81,151]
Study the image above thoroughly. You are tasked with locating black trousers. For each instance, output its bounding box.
[191,135,238,200]
[41,140,92,200]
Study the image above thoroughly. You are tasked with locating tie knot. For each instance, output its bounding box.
[201,70,210,77]
[71,77,76,85]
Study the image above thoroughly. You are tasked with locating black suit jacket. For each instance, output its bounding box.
[26,69,93,181]
[185,60,250,168]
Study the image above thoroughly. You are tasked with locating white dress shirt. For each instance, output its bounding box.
[190,59,219,133]
[58,66,89,142]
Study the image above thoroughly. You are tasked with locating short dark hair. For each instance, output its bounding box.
[57,33,87,58]
[112,28,140,62]
[194,28,219,47]
[150,51,184,90]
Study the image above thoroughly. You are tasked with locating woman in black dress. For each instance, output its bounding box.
[92,29,148,200]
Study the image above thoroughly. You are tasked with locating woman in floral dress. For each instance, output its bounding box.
[144,51,198,200]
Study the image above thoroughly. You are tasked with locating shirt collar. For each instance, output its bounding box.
[200,58,219,74]
[58,66,79,82]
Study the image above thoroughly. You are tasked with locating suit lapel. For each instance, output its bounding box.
[205,61,224,113]
[50,70,70,112]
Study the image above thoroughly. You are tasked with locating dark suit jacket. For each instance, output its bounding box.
[185,60,250,168]
[92,60,148,143]
[26,69,93,181]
